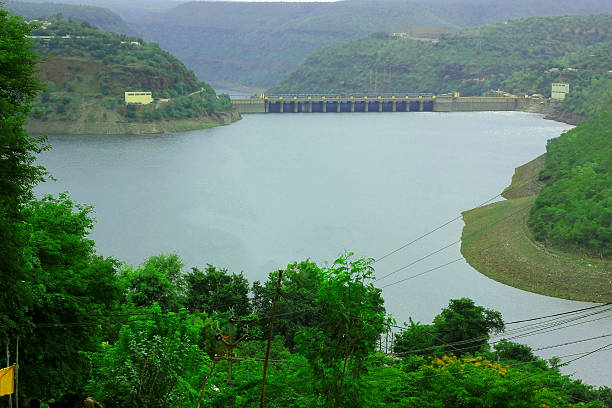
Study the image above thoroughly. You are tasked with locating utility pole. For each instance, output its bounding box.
[215,310,249,384]
[260,269,284,408]
[385,330,388,355]
[6,338,12,408]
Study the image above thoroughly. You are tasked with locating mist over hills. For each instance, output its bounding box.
[4,1,138,35]
[128,0,612,89]
[4,0,183,19]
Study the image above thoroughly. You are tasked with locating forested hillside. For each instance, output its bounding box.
[25,17,231,130]
[270,14,612,116]
[4,1,137,35]
[529,108,612,258]
[130,0,612,89]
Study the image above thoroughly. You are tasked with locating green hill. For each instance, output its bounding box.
[130,0,612,89]
[269,14,612,116]
[24,17,236,134]
[5,1,138,36]
[529,108,612,258]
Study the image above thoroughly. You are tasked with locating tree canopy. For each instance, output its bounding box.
[529,108,612,257]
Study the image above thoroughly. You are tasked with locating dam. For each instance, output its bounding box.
[231,93,536,114]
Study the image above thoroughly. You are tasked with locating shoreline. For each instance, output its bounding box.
[25,109,241,135]
[460,155,611,303]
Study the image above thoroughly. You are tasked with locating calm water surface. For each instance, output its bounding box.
[36,112,612,386]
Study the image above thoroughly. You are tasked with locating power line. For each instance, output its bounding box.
[380,257,465,288]
[375,344,612,383]
[376,203,529,286]
[386,302,611,336]
[391,306,612,356]
[553,342,612,366]
[373,192,503,264]
[505,303,611,325]
[375,239,460,282]
[372,171,544,267]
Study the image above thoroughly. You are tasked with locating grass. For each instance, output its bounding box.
[460,157,612,302]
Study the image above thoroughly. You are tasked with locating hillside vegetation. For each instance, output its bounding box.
[270,14,612,116]
[5,1,137,35]
[529,108,612,258]
[130,0,612,89]
[26,17,232,132]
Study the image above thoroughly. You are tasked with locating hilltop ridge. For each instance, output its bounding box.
[4,1,137,35]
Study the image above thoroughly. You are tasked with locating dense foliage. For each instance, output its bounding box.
[86,306,213,408]
[529,108,612,257]
[22,17,230,123]
[0,3,46,350]
[270,14,612,116]
[393,298,504,357]
[131,0,612,88]
[5,1,137,35]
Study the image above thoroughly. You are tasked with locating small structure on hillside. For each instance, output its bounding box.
[551,83,570,100]
[124,91,152,105]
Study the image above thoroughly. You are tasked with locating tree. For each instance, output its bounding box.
[493,339,540,363]
[123,253,185,313]
[296,253,389,408]
[0,8,47,331]
[393,318,436,357]
[87,305,213,408]
[433,298,504,356]
[251,260,322,348]
[18,193,123,403]
[184,264,250,317]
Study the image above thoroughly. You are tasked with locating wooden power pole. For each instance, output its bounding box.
[260,269,284,408]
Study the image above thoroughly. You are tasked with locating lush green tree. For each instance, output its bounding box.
[184,264,250,317]
[0,7,47,329]
[529,108,612,257]
[251,260,322,348]
[87,305,213,408]
[433,298,505,356]
[393,318,436,357]
[18,193,123,403]
[296,253,389,408]
[492,339,540,363]
[122,253,185,313]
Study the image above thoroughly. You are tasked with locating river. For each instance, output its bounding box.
[35,112,612,386]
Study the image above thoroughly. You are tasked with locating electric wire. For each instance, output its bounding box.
[374,199,530,283]
[372,171,547,266]
[390,306,612,356]
[373,192,503,264]
[378,210,529,289]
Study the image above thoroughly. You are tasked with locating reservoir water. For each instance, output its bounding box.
[36,112,612,386]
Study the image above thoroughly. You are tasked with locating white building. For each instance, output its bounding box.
[551,83,570,100]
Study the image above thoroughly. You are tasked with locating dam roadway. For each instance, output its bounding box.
[231,93,539,114]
